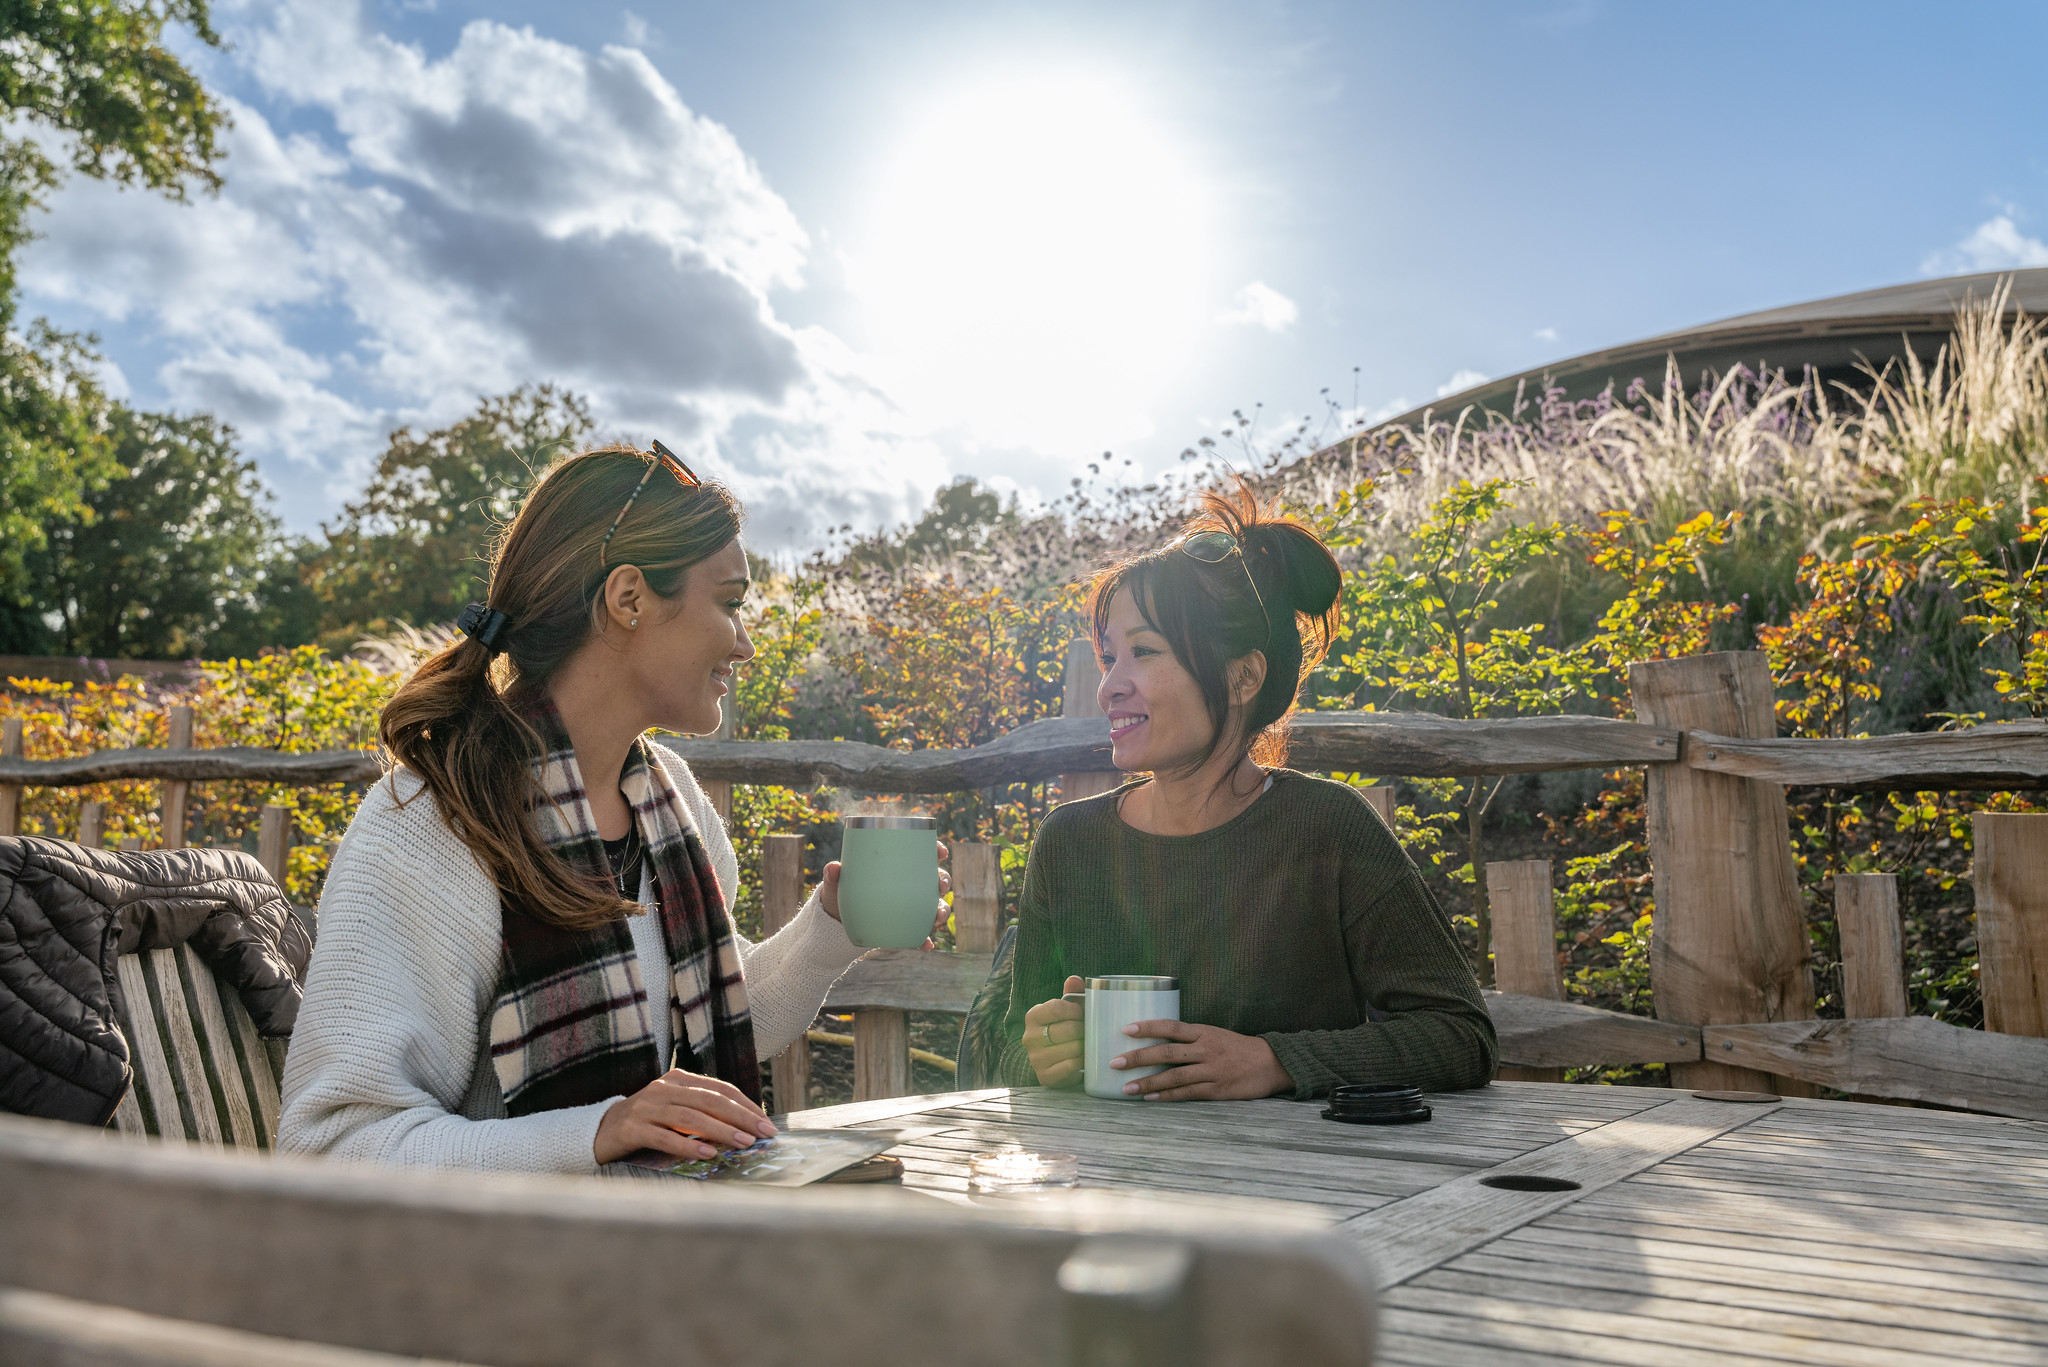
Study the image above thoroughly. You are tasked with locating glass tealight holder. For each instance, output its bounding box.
[968,1149,1079,1193]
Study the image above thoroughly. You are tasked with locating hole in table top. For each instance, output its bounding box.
[1479,1174,1582,1193]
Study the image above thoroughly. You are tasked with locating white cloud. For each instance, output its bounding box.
[622,10,651,45]
[1922,213,2048,276]
[1533,326,1559,343]
[1218,280,1299,332]
[1436,368,1489,398]
[242,11,809,293]
[23,102,334,321]
[19,0,939,547]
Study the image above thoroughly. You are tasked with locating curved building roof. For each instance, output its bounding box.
[1375,267,2048,430]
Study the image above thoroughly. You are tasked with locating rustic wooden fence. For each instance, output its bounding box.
[10,646,2048,1118]
[0,708,300,883]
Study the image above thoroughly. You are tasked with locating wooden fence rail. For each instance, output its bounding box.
[783,807,2047,1123]
[814,957,2048,1121]
[0,746,382,787]
[12,651,2048,1117]
[7,712,2048,795]
[1686,722,2048,790]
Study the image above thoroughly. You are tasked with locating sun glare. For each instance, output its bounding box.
[852,68,1217,457]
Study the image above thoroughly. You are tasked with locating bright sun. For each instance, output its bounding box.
[852,67,1217,457]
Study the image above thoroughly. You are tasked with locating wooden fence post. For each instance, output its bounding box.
[1834,871,1911,1107]
[1974,814,2048,1037]
[1630,652,1815,1094]
[952,841,1001,954]
[258,805,293,887]
[1360,786,1396,826]
[1837,874,1908,1021]
[1057,639,1122,805]
[852,1008,909,1102]
[76,802,105,849]
[763,834,812,1112]
[0,717,20,838]
[160,706,192,850]
[699,704,736,829]
[1488,859,1564,1083]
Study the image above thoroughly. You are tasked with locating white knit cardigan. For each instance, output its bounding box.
[278,746,860,1173]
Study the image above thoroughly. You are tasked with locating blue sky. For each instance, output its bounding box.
[20,0,2048,551]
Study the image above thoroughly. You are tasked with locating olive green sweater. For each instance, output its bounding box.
[998,770,1497,1098]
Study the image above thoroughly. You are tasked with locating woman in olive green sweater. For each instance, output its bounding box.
[1000,487,1496,1100]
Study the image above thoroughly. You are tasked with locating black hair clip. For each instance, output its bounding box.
[456,601,511,654]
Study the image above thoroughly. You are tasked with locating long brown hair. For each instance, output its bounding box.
[1087,481,1342,774]
[380,444,743,931]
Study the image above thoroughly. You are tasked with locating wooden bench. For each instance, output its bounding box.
[110,940,288,1149]
[0,814,299,1148]
[0,1112,1377,1367]
[110,819,304,1149]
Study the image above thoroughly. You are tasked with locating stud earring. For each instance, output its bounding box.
[630,617,639,628]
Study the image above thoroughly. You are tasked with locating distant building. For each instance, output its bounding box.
[1373,267,2048,431]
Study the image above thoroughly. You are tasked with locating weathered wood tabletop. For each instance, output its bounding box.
[783,1081,2048,1366]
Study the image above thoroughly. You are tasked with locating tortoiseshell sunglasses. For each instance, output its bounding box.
[599,439,701,569]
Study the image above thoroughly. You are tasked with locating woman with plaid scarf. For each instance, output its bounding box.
[279,445,944,1171]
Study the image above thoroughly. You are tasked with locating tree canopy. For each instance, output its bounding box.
[10,407,284,657]
[0,0,228,620]
[299,386,594,648]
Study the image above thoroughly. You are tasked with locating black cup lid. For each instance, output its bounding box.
[1323,1082,1431,1126]
[1331,1084,1423,1101]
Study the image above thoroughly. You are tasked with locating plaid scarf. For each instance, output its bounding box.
[487,699,760,1115]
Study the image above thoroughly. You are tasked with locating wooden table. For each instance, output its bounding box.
[784,1081,2048,1366]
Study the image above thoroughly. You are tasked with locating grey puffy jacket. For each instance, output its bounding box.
[0,837,312,1126]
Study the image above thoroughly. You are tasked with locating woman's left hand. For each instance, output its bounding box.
[818,841,952,948]
[1110,1020,1295,1101]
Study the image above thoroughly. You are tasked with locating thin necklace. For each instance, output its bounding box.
[606,819,643,898]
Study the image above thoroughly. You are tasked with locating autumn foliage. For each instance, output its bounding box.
[7,286,2048,1045]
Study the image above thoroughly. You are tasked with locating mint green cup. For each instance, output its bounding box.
[838,816,939,948]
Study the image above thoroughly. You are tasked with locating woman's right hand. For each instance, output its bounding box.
[593,1068,780,1165]
[1022,975,1086,1087]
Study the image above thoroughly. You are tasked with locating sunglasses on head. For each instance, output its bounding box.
[1177,529,1272,646]
[599,439,701,569]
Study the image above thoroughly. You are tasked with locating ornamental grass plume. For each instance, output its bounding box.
[1295,362,1866,559]
[1283,276,2048,564]
[1853,277,2048,512]
[352,622,462,679]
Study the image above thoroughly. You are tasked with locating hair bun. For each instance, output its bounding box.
[1246,523,1342,619]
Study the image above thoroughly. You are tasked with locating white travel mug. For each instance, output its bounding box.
[1082,975,1181,1100]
